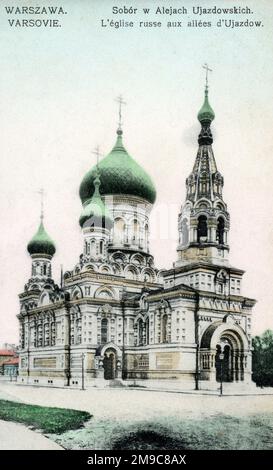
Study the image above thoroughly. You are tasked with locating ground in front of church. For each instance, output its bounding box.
[0,382,273,450]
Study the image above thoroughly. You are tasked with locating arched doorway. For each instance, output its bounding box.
[103,348,116,380]
[215,332,245,383]
[215,343,233,382]
[200,323,248,384]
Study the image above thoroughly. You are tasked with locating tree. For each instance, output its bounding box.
[252,329,273,387]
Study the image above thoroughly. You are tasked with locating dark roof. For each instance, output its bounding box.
[2,358,19,365]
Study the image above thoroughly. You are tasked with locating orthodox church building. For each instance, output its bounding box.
[18,84,256,390]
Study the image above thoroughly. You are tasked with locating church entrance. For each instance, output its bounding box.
[103,348,116,380]
[215,334,245,383]
[200,323,248,385]
[215,343,234,382]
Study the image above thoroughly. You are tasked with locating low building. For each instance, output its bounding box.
[2,358,19,376]
[0,350,18,375]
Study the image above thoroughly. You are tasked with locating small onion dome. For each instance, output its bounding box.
[197,88,215,123]
[79,172,113,229]
[27,221,56,257]
[79,130,156,205]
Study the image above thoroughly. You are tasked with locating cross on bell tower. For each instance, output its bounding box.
[202,63,212,93]
[38,188,44,221]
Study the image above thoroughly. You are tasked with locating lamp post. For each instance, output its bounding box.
[81,353,85,391]
[219,352,224,396]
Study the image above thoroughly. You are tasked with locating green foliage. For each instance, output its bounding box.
[252,329,273,387]
[0,399,91,434]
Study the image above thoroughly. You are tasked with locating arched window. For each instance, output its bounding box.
[99,240,103,254]
[216,217,225,245]
[30,325,34,347]
[144,224,149,251]
[76,317,82,344]
[43,264,47,276]
[145,318,149,345]
[126,269,136,280]
[143,272,151,283]
[200,179,207,193]
[37,324,43,347]
[138,319,144,346]
[21,323,25,349]
[114,218,125,244]
[51,322,56,346]
[181,219,189,246]
[161,314,168,343]
[130,219,139,244]
[101,318,108,344]
[197,215,208,242]
[44,323,49,346]
[90,239,96,256]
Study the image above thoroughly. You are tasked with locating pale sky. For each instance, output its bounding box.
[0,0,273,344]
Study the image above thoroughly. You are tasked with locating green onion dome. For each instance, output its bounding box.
[27,221,56,257]
[79,171,114,229]
[79,130,156,205]
[197,88,215,123]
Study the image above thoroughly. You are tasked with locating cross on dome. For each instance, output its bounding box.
[115,94,126,132]
[202,63,212,93]
[92,146,103,166]
[37,188,45,221]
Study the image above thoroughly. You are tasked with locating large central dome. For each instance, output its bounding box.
[79,130,156,205]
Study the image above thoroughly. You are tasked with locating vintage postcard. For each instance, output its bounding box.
[0,0,273,459]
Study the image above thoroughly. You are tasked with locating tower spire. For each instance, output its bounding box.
[177,77,229,267]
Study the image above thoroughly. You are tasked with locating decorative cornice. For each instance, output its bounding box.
[64,271,160,288]
[163,262,245,277]
[147,288,197,302]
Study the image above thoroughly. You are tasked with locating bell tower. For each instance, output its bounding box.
[177,66,230,267]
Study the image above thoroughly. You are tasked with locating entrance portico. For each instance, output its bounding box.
[95,342,122,380]
[200,321,251,388]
